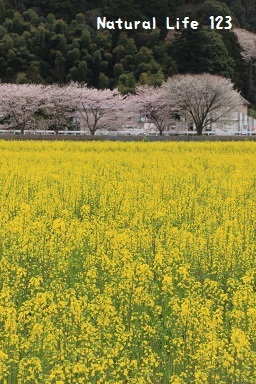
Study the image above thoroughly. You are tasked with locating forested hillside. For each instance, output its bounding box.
[0,0,256,104]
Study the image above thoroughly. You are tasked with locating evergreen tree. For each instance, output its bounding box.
[99,72,110,88]
[173,27,235,78]
[54,50,66,82]
[0,0,6,23]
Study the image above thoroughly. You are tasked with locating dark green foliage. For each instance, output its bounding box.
[16,71,28,83]
[67,60,90,83]
[54,50,66,82]
[196,0,234,25]
[99,72,110,88]
[173,28,235,79]
[0,0,6,23]
[117,72,136,94]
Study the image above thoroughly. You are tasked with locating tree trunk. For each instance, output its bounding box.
[196,125,203,135]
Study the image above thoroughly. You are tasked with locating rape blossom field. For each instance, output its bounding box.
[0,141,255,384]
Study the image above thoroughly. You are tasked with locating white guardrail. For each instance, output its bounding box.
[0,130,88,135]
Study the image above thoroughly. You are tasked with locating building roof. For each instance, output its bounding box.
[241,96,250,105]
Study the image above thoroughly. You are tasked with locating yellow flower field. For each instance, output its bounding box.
[0,140,255,383]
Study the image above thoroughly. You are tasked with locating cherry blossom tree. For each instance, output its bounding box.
[127,85,176,135]
[233,28,256,102]
[42,84,77,134]
[233,28,256,61]
[164,74,242,135]
[72,84,124,135]
[0,84,47,134]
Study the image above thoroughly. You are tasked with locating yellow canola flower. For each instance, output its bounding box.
[0,141,255,382]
